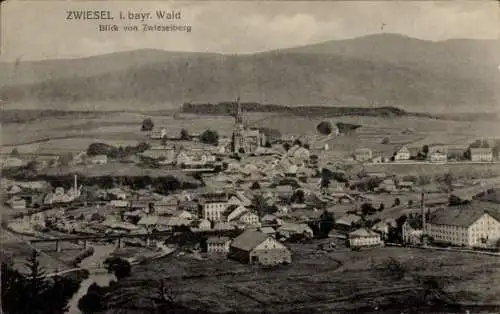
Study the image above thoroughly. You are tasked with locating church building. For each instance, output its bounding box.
[231,98,266,154]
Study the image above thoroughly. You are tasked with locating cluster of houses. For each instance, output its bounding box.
[3,103,500,267]
[354,142,497,163]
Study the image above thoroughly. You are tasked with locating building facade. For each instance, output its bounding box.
[150,128,167,139]
[470,148,493,162]
[200,194,228,222]
[229,230,292,265]
[206,236,231,254]
[394,146,410,161]
[402,218,423,245]
[143,146,176,161]
[239,212,260,226]
[348,228,383,248]
[427,204,500,247]
[429,152,447,162]
[354,148,373,162]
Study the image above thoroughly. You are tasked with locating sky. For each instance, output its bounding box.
[1,0,499,61]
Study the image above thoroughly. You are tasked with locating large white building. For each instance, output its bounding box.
[394,146,410,161]
[427,202,500,248]
[200,194,229,222]
[470,148,493,162]
[348,228,383,248]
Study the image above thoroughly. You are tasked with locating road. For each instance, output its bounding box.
[65,244,116,314]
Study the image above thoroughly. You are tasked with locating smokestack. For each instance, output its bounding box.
[74,174,78,196]
[421,192,426,233]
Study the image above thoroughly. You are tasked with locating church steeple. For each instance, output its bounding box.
[235,96,243,125]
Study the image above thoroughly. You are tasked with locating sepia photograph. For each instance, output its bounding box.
[1,0,500,313]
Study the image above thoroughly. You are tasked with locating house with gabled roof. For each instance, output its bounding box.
[394,146,410,161]
[348,228,383,249]
[239,212,260,226]
[335,213,362,228]
[226,205,249,222]
[229,230,291,265]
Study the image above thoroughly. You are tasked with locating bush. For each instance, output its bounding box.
[361,203,377,216]
[250,182,260,190]
[180,129,190,140]
[392,198,401,207]
[10,148,21,157]
[293,139,302,147]
[103,257,131,280]
[141,118,154,131]
[200,129,219,146]
[317,121,333,135]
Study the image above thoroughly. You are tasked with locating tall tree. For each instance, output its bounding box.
[25,250,49,311]
[422,145,429,157]
[180,128,190,140]
[1,254,24,313]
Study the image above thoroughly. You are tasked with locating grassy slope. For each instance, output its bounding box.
[101,246,500,313]
[2,112,499,156]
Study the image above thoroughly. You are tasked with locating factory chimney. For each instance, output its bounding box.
[421,192,426,234]
[74,174,78,196]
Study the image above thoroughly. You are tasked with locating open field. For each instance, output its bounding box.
[365,162,500,178]
[40,162,196,181]
[3,111,500,156]
[102,244,500,313]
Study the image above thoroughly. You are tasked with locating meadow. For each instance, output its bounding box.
[3,110,499,157]
[102,244,500,313]
[3,110,500,185]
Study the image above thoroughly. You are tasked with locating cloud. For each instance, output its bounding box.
[1,0,498,61]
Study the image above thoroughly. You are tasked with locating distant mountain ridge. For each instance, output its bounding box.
[1,33,499,113]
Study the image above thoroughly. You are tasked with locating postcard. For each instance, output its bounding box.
[1,1,500,313]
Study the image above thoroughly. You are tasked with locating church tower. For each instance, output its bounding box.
[232,97,245,153]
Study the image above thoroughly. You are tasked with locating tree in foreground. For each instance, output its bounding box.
[103,257,131,280]
[2,250,80,314]
[78,283,106,314]
[24,250,49,311]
